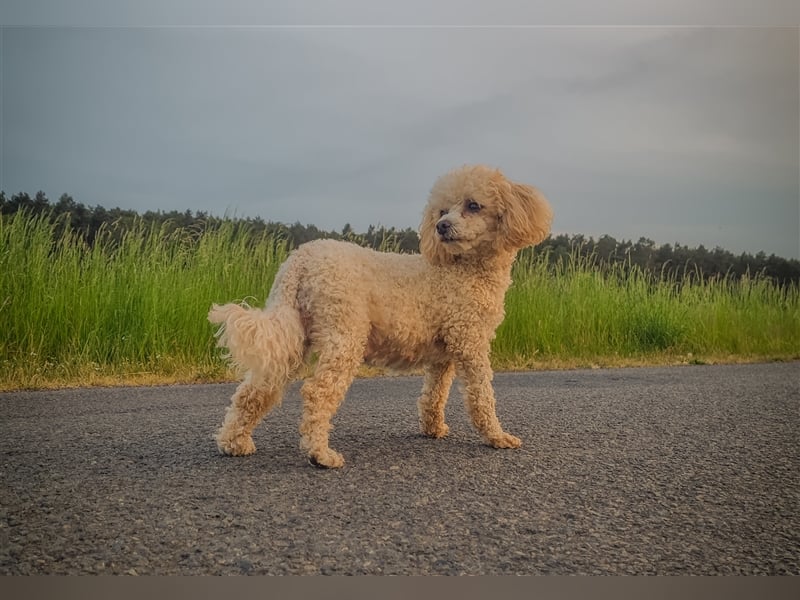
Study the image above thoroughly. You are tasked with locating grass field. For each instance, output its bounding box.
[1,211,798,390]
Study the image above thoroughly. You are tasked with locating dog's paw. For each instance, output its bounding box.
[488,432,522,449]
[421,422,450,438]
[216,433,256,456]
[308,448,345,469]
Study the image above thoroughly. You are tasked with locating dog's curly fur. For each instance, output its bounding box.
[208,165,553,468]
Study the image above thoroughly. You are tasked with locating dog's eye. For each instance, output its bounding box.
[466,199,481,212]
[439,209,448,218]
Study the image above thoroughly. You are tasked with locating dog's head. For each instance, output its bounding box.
[419,165,553,266]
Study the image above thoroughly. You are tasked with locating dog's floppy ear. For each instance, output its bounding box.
[497,181,553,250]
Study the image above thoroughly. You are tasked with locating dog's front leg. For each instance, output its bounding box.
[418,362,456,438]
[457,354,521,449]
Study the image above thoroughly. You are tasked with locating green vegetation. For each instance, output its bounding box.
[1,211,288,389]
[496,248,800,369]
[3,190,799,286]
[1,210,798,390]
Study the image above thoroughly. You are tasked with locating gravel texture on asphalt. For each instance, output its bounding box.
[1,362,798,575]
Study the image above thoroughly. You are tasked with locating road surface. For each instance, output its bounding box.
[1,362,798,574]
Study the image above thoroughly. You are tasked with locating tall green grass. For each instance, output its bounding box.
[0,211,287,388]
[1,211,798,389]
[495,248,800,366]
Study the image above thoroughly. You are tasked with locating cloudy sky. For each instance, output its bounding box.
[3,3,799,258]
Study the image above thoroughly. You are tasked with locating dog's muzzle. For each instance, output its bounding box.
[436,219,456,241]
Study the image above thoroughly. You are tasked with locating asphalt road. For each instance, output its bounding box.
[1,362,798,575]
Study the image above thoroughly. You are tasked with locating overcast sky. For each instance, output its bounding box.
[2,4,799,258]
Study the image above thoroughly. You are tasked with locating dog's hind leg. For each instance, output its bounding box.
[417,361,455,438]
[215,374,285,456]
[298,339,365,468]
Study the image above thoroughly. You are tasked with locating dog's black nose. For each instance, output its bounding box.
[436,220,452,236]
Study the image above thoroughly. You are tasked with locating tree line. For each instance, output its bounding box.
[2,190,798,286]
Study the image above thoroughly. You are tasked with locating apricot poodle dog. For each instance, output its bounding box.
[208,165,553,468]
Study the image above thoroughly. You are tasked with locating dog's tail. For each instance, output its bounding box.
[208,293,305,387]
